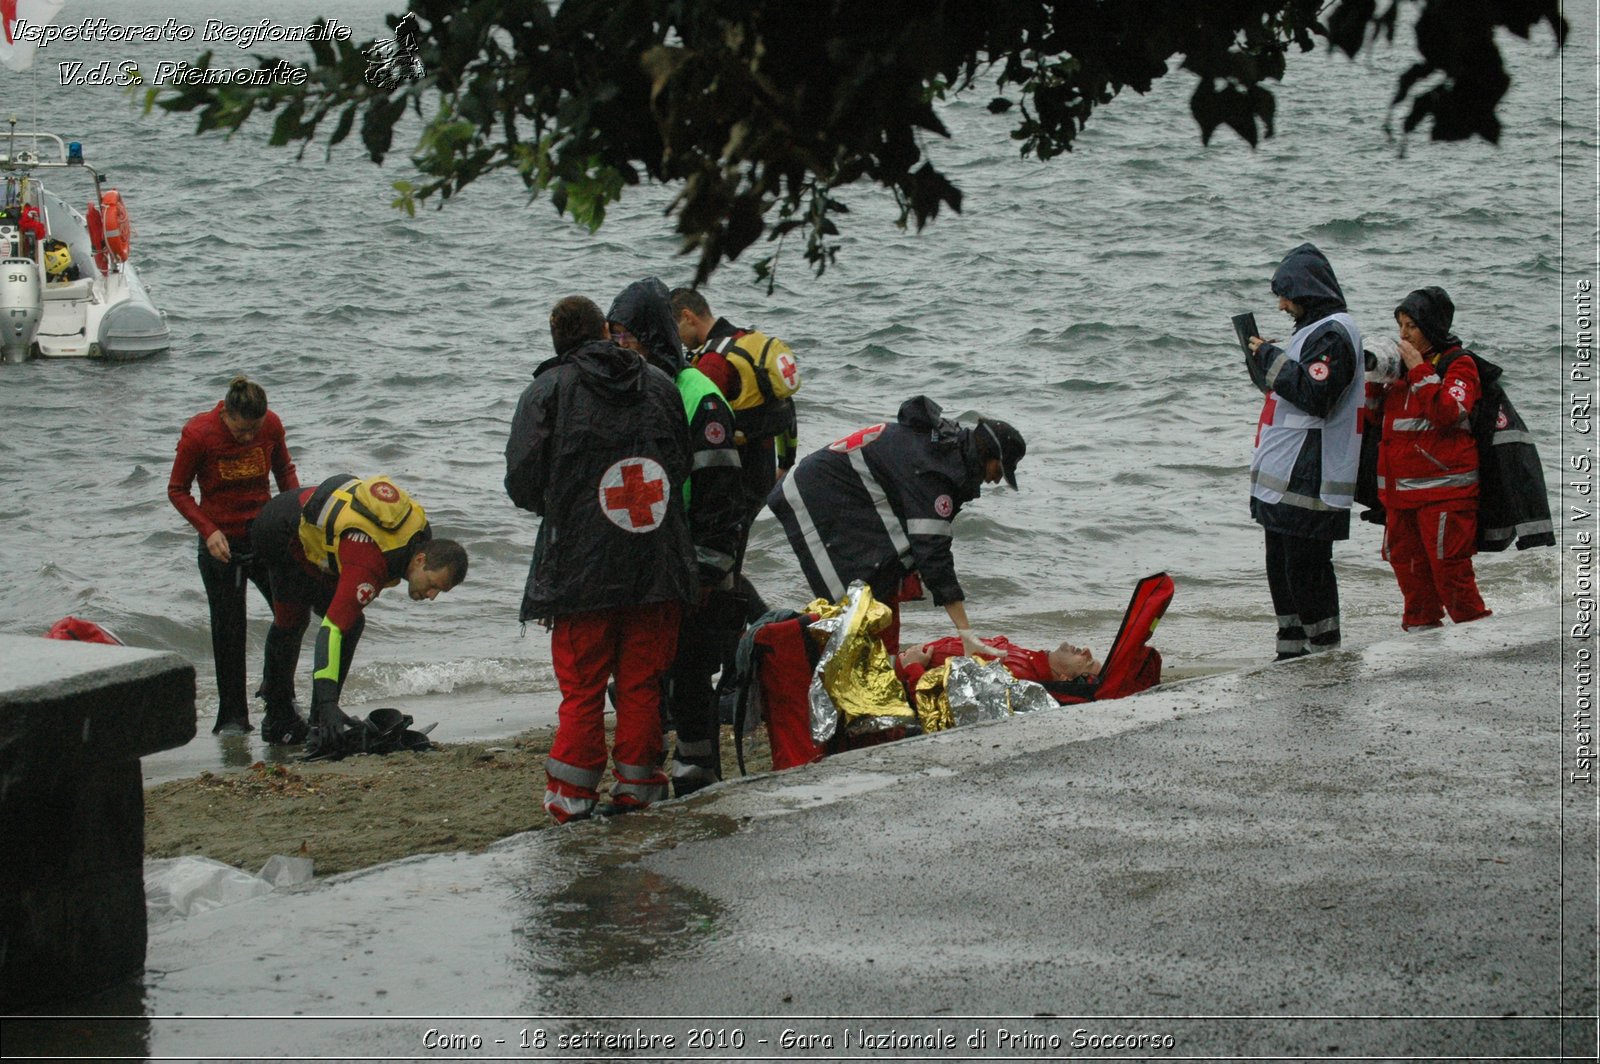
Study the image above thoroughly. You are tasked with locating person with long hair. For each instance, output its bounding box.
[168,376,299,735]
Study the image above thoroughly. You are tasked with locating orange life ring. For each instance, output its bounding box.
[100,189,130,260]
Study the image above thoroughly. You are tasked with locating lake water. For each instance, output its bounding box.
[0,0,1582,779]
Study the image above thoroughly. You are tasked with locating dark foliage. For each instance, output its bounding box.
[152,1,1565,287]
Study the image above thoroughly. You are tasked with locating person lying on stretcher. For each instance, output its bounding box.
[894,636,1101,689]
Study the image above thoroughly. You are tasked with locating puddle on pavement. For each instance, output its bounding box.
[8,807,743,1059]
[510,809,740,1005]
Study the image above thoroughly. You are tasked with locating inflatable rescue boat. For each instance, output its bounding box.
[1,122,170,363]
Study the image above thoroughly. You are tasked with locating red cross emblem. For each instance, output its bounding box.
[598,458,669,532]
[705,421,726,445]
[777,352,799,389]
[356,582,377,606]
[370,481,400,503]
[829,423,885,453]
[1496,409,1509,430]
[934,494,953,518]
[1307,361,1329,381]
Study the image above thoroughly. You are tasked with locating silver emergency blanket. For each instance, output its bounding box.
[940,655,1058,726]
[806,581,913,744]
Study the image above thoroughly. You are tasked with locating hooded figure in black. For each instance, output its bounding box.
[1395,286,1456,350]
[1245,243,1365,658]
[768,395,1025,660]
[505,303,695,621]
[607,278,745,797]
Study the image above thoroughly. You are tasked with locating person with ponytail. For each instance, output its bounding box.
[168,376,300,736]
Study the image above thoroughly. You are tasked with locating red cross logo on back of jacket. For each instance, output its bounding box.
[599,458,669,532]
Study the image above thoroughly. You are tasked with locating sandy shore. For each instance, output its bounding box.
[143,725,772,876]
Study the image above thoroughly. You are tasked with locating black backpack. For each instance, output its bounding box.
[1357,349,1554,552]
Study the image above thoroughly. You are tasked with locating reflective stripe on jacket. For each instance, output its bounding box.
[1249,311,1364,540]
[767,396,981,607]
[1374,345,1481,509]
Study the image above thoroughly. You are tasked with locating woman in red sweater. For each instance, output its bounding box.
[168,377,299,735]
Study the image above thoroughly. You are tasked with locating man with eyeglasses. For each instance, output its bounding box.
[607,278,745,799]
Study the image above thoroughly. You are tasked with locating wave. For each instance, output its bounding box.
[344,656,561,700]
[1306,213,1412,241]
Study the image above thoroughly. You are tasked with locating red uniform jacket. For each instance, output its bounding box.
[1368,345,1480,510]
[894,635,1050,690]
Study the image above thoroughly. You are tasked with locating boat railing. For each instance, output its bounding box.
[1,129,104,183]
[1,130,69,166]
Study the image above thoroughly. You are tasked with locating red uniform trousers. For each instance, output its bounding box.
[544,601,681,823]
[876,572,924,657]
[1382,502,1491,628]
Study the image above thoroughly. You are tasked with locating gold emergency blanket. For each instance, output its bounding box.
[804,582,913,744]
[914,655,1058,732]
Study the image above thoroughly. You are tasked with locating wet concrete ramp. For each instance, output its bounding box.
[8,608,1592,1060]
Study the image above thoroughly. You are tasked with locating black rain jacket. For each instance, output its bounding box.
[768,395,984,607]
[609,278,744,586]
[504,337,696,621]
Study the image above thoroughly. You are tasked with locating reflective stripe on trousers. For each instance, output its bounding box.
[546,756,603,790]
[611,760,668,808]
[544,785,597,823]
[779,471,844,599]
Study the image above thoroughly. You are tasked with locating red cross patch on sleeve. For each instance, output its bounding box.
[1307,361,1329,382]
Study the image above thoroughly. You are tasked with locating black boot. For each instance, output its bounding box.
[211,711,254,736]
[260,701,309,745]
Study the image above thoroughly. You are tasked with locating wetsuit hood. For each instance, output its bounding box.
[1395,286,1459,352]
[607,277,684,377]
[1271,243,1347,326]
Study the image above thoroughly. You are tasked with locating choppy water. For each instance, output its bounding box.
[0,1,1577,753]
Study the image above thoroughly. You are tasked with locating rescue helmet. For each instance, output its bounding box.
[43,239,72,277]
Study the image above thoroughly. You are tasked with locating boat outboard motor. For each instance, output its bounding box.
[0,256,43,363]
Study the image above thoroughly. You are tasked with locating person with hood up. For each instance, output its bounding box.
[605,278,745,799]
[768,396,1025,658]
[505,294,697,822]
[1246,243,1364,658]
[1367,287,1492,629]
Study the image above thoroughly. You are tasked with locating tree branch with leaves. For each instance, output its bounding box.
[151,0,1565,288]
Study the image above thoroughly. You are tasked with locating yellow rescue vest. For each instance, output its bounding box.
[297,475,429,577]
[712,330,801,411]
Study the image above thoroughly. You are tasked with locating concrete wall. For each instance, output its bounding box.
[0,634,194,1009]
